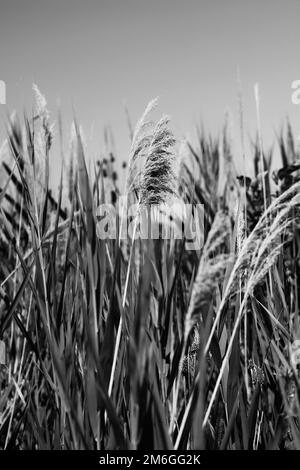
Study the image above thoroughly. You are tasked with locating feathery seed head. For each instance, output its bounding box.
[139,115,176,205]
[32,84,49,122]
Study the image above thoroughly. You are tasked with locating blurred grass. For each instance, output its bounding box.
[0,88,299,450]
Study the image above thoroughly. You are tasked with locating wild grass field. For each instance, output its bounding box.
[0,86,299,450]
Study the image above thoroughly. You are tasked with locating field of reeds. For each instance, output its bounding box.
[0,86,300,450]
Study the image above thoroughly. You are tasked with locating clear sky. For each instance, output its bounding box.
[1,0,300,183]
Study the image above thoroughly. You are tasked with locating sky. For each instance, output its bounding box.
[1,0,300,185]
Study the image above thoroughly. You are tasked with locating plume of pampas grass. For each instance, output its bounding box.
[126,97,158,194]
[120,98,159,248]
[246,192,299,293]
[32,84,54,151]
[139,115,176,205]
[121,100,177,250]
[32,84,49,121]
[126,98,177,207]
